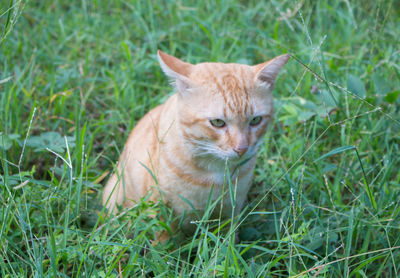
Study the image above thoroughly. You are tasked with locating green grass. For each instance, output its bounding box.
[1,0,400,276]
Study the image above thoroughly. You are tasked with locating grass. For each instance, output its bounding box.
[1,0,400,276]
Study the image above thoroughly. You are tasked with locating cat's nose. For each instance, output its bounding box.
[234,146,248,156]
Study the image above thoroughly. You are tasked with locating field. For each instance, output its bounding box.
[1,0,399,277]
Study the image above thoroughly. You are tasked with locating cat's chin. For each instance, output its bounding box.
[194,153,242,170]
[233,153,256,164]
[221,151,256,165]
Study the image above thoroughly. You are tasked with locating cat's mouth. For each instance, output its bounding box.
[226,150,256,164]
[228,153,256,176]
[192,142,256,164]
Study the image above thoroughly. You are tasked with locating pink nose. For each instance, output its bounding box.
[234,146,248,156]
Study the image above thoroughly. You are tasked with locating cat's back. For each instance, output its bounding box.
[125,102,164,151]
[124,93,178,152]
[103,98,169,208]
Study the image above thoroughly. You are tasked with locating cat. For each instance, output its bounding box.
[103,50,289,236]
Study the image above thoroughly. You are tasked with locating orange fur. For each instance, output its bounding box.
[103,50,289,234]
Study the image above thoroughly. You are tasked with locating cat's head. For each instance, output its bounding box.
[158,50,289,163]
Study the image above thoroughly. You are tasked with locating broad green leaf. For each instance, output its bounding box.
[275,95,338,126]
[318,90,337,107]
[314,145,355,162]
[0,135,12,150]
[0,133,20,150]
[298,111,316,122]
[282,104,298,116]
[347,74,366,99]
[26,132,75,152]
[372,73,391,95]
[384,90,399,103]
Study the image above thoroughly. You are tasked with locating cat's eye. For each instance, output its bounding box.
[210,119,226,128]
[249,116,262,126]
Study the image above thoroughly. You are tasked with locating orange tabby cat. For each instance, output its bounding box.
[103,50,289,234]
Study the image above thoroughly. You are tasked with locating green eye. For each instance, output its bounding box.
[249,116,262,126]
[210,119,226,128]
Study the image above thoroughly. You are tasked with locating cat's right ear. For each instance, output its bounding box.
[157,50,194,94]
[253,54,290,90]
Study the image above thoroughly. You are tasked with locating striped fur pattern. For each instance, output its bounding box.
[103,50,289,233]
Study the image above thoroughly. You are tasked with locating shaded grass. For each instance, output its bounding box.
[1,0,400,277]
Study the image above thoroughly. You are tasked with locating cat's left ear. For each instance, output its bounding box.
[253,54,290,89]
[157,50,194,93]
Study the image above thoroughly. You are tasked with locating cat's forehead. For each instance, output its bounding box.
[189,62,255,86]
[186,63,272,118]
